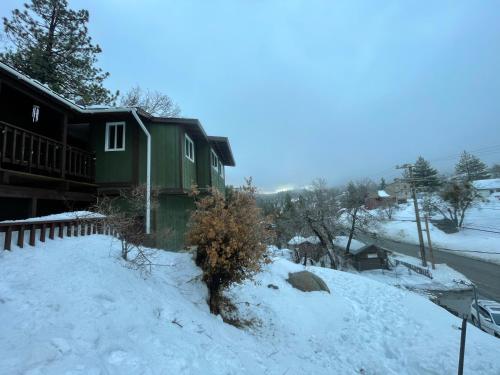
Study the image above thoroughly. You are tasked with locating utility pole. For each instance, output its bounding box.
[396,164,427,267]
[424,214,436,270]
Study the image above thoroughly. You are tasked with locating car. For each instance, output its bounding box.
[470,299,500,338]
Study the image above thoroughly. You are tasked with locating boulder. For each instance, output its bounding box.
[286,271,330,293]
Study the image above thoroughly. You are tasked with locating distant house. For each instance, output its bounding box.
[364,190,396,210]
[0,61,235,249]
[288,236,325,265]
[347,244,391,271]
[385,180,411,203]
[472,178,500,199]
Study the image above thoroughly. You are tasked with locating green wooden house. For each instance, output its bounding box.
[0,61,235,249]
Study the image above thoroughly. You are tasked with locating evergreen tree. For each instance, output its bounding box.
[379,177,386,190]
[413,156,441,191]
[489,163,500,179]
[455,151,490,181]
[1,0,117,105]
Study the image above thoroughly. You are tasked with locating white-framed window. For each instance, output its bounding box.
[32,105,40,123]
[218,160,224,177]
[185,134,195,162]
[105,122,126,151]
[211,149,218,171]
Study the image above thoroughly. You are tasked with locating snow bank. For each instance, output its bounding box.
[1,236,499,374]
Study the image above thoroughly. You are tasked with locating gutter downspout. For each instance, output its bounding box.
[131,109,151,234]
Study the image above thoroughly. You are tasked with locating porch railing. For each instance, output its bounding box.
[0,120,95,182]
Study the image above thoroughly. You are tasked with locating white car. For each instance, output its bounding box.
[470,299,500,338]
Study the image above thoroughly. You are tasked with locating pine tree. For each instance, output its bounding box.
[413,156,441,191]
[455,151,490,181]
[379,177,386,190]
[489,163,500,179]
[1,0,117,105]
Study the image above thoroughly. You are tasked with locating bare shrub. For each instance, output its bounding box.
[89,185,169,274]
[187,179,272,315]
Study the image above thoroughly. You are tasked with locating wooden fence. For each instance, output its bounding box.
[0,218,112,251]
[393,259,433,279]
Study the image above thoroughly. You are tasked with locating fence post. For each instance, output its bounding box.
[40,223,46,242]
[4,226,12,251]
[457,317,467,375]
[49,223,55,240]
[17,225,24,248]
[29,224,36,246]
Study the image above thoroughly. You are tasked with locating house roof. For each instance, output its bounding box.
[0,61,235,166]
[350,244,391,256]
[472,178,500,190]
[208,136,236,167]
[288,236,320,246]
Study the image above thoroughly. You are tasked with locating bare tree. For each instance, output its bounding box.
[120,85,181,117]
[379,199,399,220]
[421,181,481,231]
[341,180,376,254]
[432,180,481,230]
[90,185,169,274]
[296,179,342,269]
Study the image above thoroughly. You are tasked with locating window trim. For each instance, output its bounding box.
[185,134,195,162]
[211,149,219,171]
[105,122,126,152]
[218,160,224,177]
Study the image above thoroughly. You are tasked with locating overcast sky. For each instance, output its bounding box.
[2,1,500,192]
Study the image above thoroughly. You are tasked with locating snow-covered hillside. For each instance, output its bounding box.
[1,236,499,374]
[375,198,500,264]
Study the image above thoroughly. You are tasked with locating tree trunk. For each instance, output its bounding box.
[345,208,358,254]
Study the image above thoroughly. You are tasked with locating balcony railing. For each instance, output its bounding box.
[0,120,95,182]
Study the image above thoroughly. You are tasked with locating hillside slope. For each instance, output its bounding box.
[0,236,498,374]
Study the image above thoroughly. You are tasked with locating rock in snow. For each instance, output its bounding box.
[286,271,330,293]
[0,235,499,374]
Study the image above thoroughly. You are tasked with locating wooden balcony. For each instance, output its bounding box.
[0,120,95,182]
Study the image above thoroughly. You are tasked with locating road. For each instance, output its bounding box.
[356,234,500,302]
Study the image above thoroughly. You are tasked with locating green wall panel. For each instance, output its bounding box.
[155,194,195,250]
[90,119,133,184]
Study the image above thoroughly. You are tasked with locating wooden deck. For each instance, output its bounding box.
[0,120,95,182]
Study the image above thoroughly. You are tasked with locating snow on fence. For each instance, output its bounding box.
[393,259,433,279]
[0,218,112,251]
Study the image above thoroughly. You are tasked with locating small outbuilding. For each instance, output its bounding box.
[364,190,397,210]
[472,178,500,199]
[348,244,391,271]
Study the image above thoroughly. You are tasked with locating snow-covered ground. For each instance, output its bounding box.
[374,198,500,264]
[1,235,499,374]
[360,252,472,293]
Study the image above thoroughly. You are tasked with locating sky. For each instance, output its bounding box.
[2,1,500,192]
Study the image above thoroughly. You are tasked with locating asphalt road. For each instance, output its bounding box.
[356,234,500,302]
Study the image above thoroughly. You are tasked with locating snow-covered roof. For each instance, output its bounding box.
[472,178,500,190]
[378,190,390,198]
[333,236,365,251]
[288,236,320,246]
